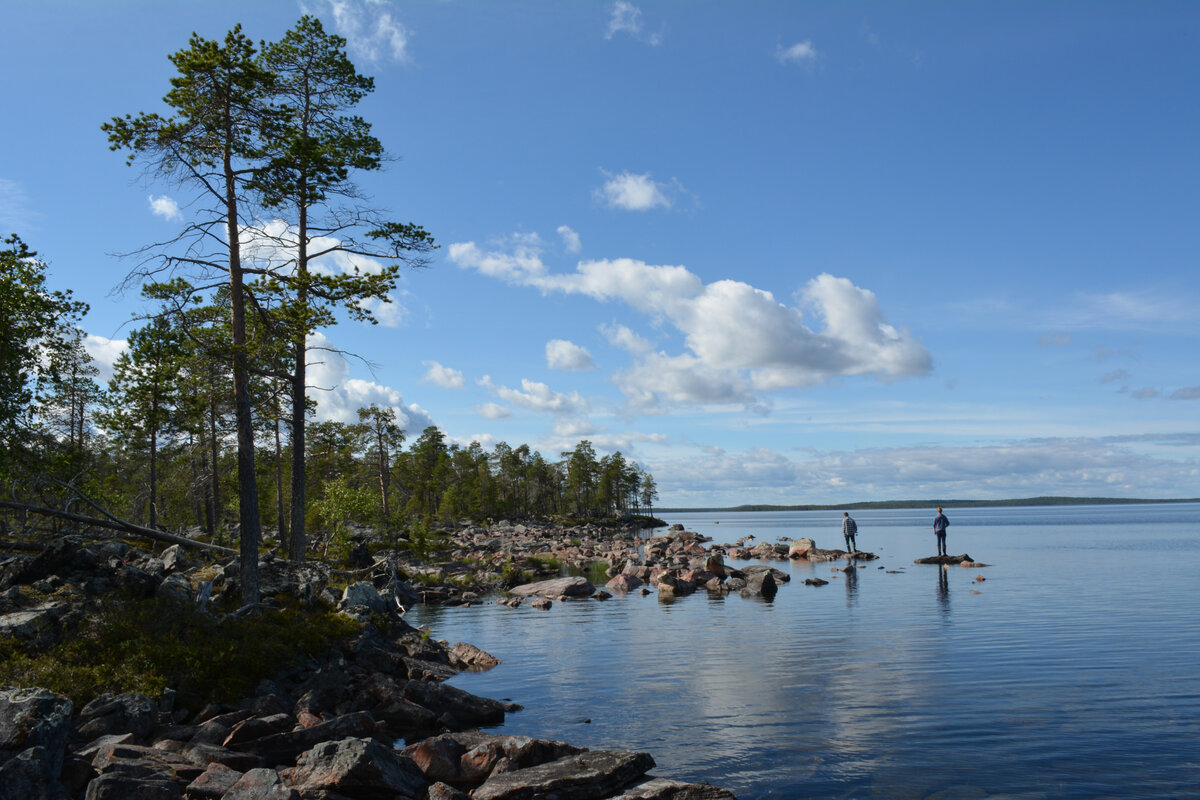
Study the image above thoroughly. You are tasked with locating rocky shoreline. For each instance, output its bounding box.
[0,528,741,799]
[0,515,925,799]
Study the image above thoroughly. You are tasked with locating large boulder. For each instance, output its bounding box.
[605,574,642,593]
[787,538,815,559]
[340,582,389,614]
[471,750,656,800]
[0,746,70,800]
[0,687,73,775]
[509,577,594,600]
[610,777,739,799]
[401,681,516,730]
[0,603,70,647]
[220,767,296,800]
[280,736,427,799]
[76,693,157,743]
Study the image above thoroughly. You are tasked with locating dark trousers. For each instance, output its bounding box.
[844,534,856,552]
[936,531,946,556]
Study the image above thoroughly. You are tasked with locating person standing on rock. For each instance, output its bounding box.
[842,512,858,554]
[933,507,949,556]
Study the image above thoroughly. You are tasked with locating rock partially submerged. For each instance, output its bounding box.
[913,553,976,565]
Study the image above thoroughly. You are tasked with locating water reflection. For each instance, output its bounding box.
[843,563,858,608]
[937,564,950,614]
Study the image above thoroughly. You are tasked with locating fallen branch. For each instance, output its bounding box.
[0,499,237,557]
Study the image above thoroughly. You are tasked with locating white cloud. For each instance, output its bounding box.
[311,0,411,64]
[1099,369,1130,384]
[775,40,817,64]
[449,432,498,451]
[604,1,662,45]
[306,331,434,430]
[595,171,674,211]
[356,293,407,327]
[422,361,465,389]
[1131,387,1159,400]
[479,374,587,415]
[546,339,595,371]
[1170,387,1200,400]
[451,241,932,410]
[0,178,35,232]
[557,225,582,254]
[148,194,182,222]
[476,402,512,420]
[82,334,128,385]
[654,435,1200,506]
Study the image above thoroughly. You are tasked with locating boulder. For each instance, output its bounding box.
[0,746,70,800]
[0,602,70,646]
[610,777,739,799]
[0,687,73,776]
[472,750,656,800]
[220,768,296,800]
[509,577,595,600]
[340,582,389,614]
[787,538,815,559]
[450,641,500,670]
[77,693,157,743]
[83,771,182,799]
[280,736,427,799]
[914,553,975,565]
[401,681,516,729]
[227,712,376,765]
[740,570,776,599]
[183,762,242,800]
[605,574,642,593]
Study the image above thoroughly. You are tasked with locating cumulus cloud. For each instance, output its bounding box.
[604,1,662,45]
[1170,387,1200,400]
[557,225,582,254]
[307,331,434,430]
[148,195,182,222]
[546,339,595,371]
[476,402,512,420]
[450,241,931,409]
[309,0,411,64]
[422,361,465,389]
[775,40,817,64]
[595,171,675,211]
[479,374,587,415]
[654,435,1200,506]
[82,334,128,385]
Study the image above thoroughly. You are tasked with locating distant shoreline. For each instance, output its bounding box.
[656,496,1200,513]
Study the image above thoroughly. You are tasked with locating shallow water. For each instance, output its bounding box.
[408,503,1200,799]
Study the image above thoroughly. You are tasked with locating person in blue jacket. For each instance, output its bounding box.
[933,507,949,556]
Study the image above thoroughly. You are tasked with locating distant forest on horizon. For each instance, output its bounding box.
[658,496,1200,513]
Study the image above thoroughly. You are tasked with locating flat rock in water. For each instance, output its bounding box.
[913,554,974,565]
[509,577,595,599]
[472,750,655,800]
[610,776,739,799]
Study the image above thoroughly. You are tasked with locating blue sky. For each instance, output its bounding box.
[3,1,1198,506]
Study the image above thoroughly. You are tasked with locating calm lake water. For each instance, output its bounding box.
[408,504,1200,799]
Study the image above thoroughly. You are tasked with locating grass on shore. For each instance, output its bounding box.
[0,594,361,712]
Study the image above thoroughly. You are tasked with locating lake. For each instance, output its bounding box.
[408,503,1200,799]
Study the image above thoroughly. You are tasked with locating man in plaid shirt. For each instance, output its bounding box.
[842,512,858,553]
